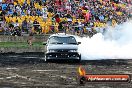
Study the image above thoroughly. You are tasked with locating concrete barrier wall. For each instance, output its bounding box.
[0,47,45,53]
[0,35,50,42]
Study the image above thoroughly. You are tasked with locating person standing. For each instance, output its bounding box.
[22,18,28,33]
[27,31,34,46]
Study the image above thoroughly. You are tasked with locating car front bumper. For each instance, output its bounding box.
[45,52,81,60]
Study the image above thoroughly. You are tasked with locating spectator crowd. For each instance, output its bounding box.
[0,0,131,36]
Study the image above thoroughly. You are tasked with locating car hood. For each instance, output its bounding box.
[48,44,78,50]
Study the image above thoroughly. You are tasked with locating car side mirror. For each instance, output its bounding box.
[78,42,81,45]
[43,42,47,45]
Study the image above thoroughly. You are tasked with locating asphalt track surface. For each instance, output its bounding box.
[0,53,132,88]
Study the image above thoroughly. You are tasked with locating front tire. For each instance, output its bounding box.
[78,55,81,62]
[45,56,48,62]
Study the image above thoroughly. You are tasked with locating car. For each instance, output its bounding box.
[43,33,81,62]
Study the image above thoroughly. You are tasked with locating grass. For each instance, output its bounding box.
[0,42,45,48]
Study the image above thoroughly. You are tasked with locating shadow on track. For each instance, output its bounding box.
[0,53,130,66]
[80,59,129,66]
[47,59,129,66]
[0,52,45,66]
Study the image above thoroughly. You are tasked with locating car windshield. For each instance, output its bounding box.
[48,36,77,44]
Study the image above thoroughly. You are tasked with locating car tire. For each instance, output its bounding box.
[45,56,48,62]
[78,55,81,62]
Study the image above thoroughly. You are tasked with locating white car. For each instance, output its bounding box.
[43,34,81,62]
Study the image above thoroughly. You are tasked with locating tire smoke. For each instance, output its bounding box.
[77,20,132,60]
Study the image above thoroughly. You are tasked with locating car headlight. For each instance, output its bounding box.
[69,50,78,52]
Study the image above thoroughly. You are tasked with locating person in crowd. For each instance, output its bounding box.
[33,19,41,34]
[0,23,4,34]
[8,20,14,35]
[22,18,28,33]
[12,20,21,36]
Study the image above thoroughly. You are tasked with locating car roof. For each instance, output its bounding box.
[49,33,75,38]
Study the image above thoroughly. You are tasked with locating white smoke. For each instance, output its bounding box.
[77,20,132,60]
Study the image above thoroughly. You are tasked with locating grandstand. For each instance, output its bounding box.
[0,0,131,36]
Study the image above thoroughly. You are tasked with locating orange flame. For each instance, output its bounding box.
[78,66,86,76]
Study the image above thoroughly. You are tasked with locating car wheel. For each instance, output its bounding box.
[77,55,81,62]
